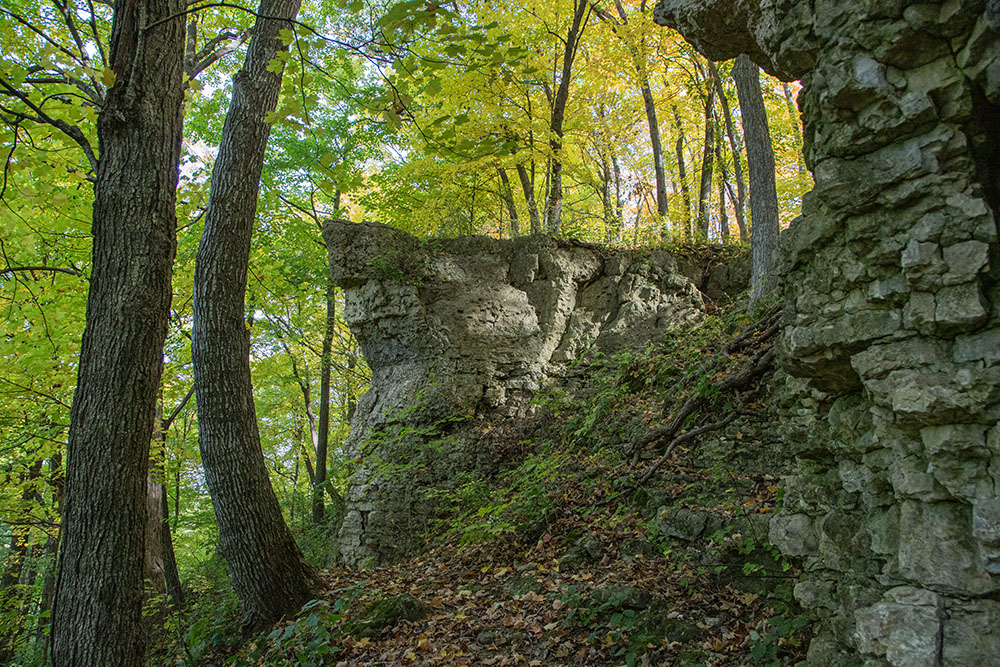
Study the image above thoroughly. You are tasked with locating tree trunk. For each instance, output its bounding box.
[0,458,43,662]
[516,163,542,233]
[733,55,780,308]
[312,283,336,524]
[671,105,694,238]
[192,0,318,633]
[708,60,748,241]
[148,394,186,609]
[717,136,730,241]
[497,168,520,237]
[642,83,670,225]
[51,2,186,664]
[610,0,668,222]
[696,69,717,239]
[782,83,807,181]
[543,0,590,234]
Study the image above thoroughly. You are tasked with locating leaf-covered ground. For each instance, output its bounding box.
[231,306,811,666]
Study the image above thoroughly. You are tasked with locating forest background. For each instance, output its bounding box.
[0,0,808,663]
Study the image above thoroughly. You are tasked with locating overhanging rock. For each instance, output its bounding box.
[322,220,745,567]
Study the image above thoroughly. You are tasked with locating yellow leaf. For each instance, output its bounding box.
[100,68,116,88]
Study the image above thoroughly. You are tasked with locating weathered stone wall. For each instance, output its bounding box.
[656,1,1000,664]
[323,221,743,567]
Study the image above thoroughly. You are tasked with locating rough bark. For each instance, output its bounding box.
[51,1,186,664]
[708,59,747,241]
[732,54,779,307]
[192,0,318,633]
[543,0,590,234]
[497,168,520,237]
[515,163,542,233]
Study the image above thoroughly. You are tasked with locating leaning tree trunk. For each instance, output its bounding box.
[51,2,186,664]
[191,0,318,633]
[733,54,780,308]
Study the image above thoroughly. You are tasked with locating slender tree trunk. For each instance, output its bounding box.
[717,137,730,241]
[782,82,807,187]
[192,0,318,633]
[148,394,186,609]
[35,531,58,660]
[697,71,717,239]
[671,105,694,238]
[51,2,186,664]
[709,60,748,241]
[312,283,336,524]
[543,0,590,234]
[733,55,780,308]
[0,459,43,662]
[516,163,542,233]
[609,0,668,221]
[497,168,520,237]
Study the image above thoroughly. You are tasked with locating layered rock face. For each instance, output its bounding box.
[323,221,740,567]
[656,1,999,664]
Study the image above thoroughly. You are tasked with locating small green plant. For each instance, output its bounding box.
[745,613,811,666]
[239,586,363,667]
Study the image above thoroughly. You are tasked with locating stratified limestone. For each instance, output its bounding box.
[323,221,740,568]
[655,1,1000,664]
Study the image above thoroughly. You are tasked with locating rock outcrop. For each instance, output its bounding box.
[655,1,1000,664]
[323,220,744,567]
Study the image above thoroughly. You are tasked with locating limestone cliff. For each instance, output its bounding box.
[655,1,1000,664]
[322,221,745,568]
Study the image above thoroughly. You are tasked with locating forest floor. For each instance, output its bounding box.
[221,304,811,666]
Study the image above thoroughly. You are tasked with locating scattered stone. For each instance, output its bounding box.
[344,594,429,638]
[590,586,653,610]
[619,538,660,561]
[655,507,709,541]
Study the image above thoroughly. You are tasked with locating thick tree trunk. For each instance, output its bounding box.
[497,168,520,237]
[51,2,186,664]
[516,163,542,233]
[733,55,780,308]
[191,0,318,633]
[543,0,589,234]
[708,60,748,241]
[312,283,336,524]
[671,105,694,238]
